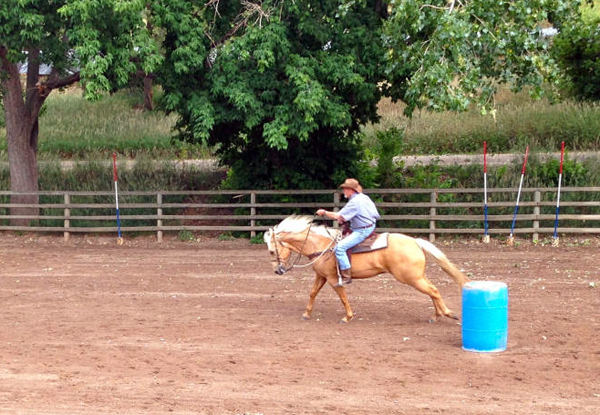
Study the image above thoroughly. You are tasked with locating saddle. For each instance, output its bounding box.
[340,222,389,261]
[350,232,389,254]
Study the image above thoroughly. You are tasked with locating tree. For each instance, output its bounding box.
[2,0,589,202]
[153,0,388,189]
[0,0,160,223]
[553,1,600,101]
[382,0,585,116]
[155,0,585,190]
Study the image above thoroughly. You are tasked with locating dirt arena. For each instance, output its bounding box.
[0,233,598,414]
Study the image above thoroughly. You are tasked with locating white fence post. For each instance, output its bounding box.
[64,193,70,242]
[157,193,163,243]
[250,192,256,238]
[429,190,436,242]
[533,190,541,242]
[333,192,340,228]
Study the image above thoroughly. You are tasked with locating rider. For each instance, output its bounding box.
[316,178,380,286]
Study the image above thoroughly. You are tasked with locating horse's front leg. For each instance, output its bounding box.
[332,284,354,323]
[303,275,327,320]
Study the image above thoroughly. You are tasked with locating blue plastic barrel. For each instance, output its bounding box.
[462,281,508,352]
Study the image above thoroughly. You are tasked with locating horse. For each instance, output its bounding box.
[264,215,470,323]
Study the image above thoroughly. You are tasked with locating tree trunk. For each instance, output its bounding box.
[2,46,80,226]
[143,75,154,111]
[1,47,40,226]
[6,122,40,226]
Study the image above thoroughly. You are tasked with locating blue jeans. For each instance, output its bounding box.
[335,225,375,270]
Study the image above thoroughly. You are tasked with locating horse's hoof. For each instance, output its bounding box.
[301,314,310,321]
[448,313,459,320]
[428,316,439,323]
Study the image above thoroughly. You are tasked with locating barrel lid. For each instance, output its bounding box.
[464,281,507,291]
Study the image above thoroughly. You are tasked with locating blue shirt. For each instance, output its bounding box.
[338,192,380,229]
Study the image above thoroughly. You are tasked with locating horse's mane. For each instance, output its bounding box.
[274,215,337,239]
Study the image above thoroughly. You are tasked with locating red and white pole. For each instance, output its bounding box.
[508,146,529,245]
[553,142,565,246]
[112,153,124,245]
[483,141,490,243]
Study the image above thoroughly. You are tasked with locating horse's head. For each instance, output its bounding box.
[264,228,293,275]
[264,215,336,275]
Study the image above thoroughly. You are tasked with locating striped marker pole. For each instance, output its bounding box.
[483,141,490,243]
[112,152,124,245]
[552,142,565,247]
[508,146,529,246]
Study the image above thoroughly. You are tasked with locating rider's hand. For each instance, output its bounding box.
[316,209,326,216]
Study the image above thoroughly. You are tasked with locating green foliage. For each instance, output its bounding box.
[0,159,218,192]
[220,128,367,190]
[177,230,196,242]
[364,97,600,155]
[553,19,600,101]
[0,1,70,77]
[0,160,225,228]
[0,90,215,160]
[374,128,403,188]
[156,0,386,189]
[250,233,265,244]
[1,1,159,99]
[58,0,162,100]
[218,233,235,241]
[4,0,599,197]
[383,0,583,116]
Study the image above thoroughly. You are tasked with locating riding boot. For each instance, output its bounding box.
[336,268,352,287]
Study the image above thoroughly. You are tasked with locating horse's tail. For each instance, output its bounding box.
[415,239,470,288]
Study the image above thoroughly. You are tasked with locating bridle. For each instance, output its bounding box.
[269,219,341,275]
[270,229,292,275]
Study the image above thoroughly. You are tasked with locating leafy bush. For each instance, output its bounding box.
[554,19,600,102]
[220,129,367,191]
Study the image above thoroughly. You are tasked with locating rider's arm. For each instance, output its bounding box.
[316,209,344,222]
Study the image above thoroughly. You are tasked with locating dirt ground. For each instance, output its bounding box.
[0,233,598,415]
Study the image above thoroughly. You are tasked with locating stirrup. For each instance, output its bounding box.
[335,276,352,287]
[335,269,352,287]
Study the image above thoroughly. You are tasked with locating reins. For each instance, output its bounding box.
[272,216,341,272]
[291,234,339,268]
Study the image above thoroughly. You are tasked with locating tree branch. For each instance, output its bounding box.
[43,70,81,92]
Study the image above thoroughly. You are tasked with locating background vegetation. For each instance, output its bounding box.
[2,86,600,191]
[2,86,600,236]
[3,87,600,158]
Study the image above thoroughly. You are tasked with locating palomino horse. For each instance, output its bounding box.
[264,215,470,323]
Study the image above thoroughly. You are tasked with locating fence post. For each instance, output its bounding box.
[64,193,70,242]
[333,192,340,228]
[250,192,256,238]
[533,190,541,242]
[429,191,437,242]
[157,193,163,243]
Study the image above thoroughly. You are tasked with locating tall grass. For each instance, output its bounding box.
[363,94,600,155]
[2,86,600,161]
[0,88,213,160]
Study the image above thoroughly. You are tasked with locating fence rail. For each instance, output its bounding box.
[1,187,599,242]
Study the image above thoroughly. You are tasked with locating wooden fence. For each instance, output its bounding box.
[1,187,599,242]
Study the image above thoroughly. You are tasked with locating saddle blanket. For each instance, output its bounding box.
[350,232,389,254]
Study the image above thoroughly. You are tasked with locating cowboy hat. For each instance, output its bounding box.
[339,178,363,193]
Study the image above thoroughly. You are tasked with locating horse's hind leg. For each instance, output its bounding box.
[302,275,327,320]
[407,275,458,323]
